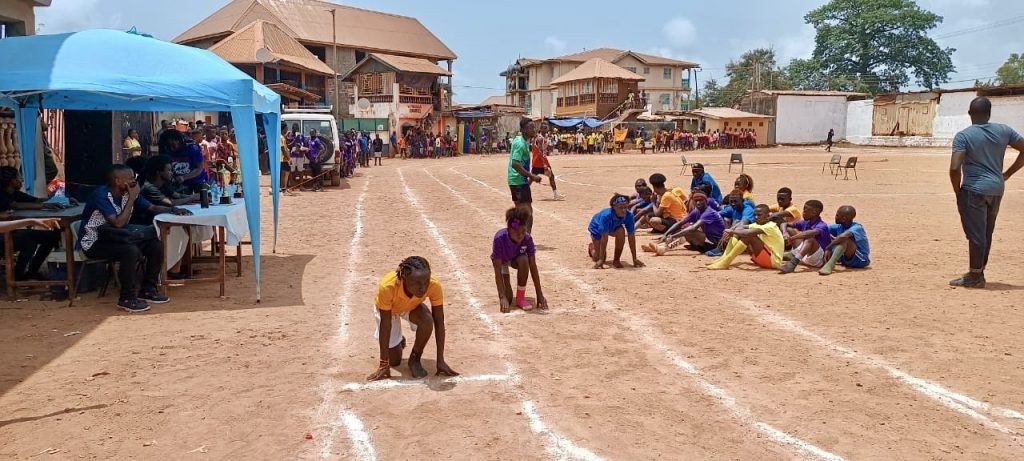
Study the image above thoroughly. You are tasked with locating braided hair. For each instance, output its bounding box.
[505,206,531,228]
[397,256,430,281]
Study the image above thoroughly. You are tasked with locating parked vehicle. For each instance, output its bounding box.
[281,107,344,186]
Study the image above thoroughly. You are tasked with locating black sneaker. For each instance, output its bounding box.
[117,297,151,313]
[949,274,986,289]
[139,291,170,304]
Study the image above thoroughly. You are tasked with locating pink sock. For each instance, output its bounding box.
[515,286,528,308]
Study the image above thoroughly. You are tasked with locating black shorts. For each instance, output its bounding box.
[650,217,677,234]
[691,239,719,253]
[509,184,533,204]
[280,161,290,173]
[531,167,547,175]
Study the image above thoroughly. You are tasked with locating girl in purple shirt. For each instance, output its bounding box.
[491,207,546,313]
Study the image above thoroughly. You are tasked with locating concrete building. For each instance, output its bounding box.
[340,52,451,136]
[689,107,772,146]
[501,48,698,118]
[0,0,48,38]
[739,90,868,145]
[174,0,456,121]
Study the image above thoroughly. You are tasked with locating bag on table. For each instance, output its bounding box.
[97,224,158,245]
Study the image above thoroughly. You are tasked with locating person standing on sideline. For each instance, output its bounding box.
[949,96,1024,288]
[372,133,384,166]
[508,118,543,234]
[826,128,835,152]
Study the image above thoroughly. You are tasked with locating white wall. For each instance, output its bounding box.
[775,95,849,144]
[991,95,1024,135]
[845,99,873,142]
[933,91,974,139]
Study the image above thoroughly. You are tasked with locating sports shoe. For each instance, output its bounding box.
[117,297,151,313]
[705,248,724,257]
[553,191,566,200]
[139,291,170,304]
[779,259,799,274]
[949,274,986,289]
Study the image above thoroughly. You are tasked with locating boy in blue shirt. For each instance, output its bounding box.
[819,205,870,275]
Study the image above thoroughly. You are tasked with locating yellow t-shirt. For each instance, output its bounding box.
[769,203,802,223]
[743,191,755,202]
[748,222,785,268]
[374,270,444,315]
[124,138,142,155]
[280,135,290,164]
[659,188,687,220]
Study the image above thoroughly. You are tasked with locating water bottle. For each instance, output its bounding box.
[200,183,210,208]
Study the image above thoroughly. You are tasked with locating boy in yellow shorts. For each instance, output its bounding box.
[367,256,458,381]
[707,204,784,270]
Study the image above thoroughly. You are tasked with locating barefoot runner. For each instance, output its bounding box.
[367,256,458,381]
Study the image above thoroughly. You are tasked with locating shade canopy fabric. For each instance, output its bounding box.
[546,117,609,129]
[0,29,283,301]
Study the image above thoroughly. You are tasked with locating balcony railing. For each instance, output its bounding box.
[598,94,618,104]
[365,94,393,103]
[579,94,595,105]
[399,94,433,104]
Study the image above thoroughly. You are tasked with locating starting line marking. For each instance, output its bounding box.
[340,374,513,392]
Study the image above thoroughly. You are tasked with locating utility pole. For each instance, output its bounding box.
[330,8,339,116]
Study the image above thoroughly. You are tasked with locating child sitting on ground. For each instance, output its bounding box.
[644,192,725,255]
[631,186,656,228]
[707,204,785,270]
[368,256,458,381]
[647,173,687,234]
[734,173,755,201]
[779,200,833,273]
[588,194,644,269]
[819,205,870,275]
[492,207,547,312]
[769,187,801,225]
[706,190,756,257]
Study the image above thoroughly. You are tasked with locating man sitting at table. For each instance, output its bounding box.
[0,166,69,281]
[134,156,198,280]
[79,165,190,313]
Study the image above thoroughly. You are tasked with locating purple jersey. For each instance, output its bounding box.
[683,206,726,242]
[792,218,833,250]
[490,228,536,263]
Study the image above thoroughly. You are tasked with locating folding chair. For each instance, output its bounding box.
[728,153,744,173]
[834,156,858,180]
[822,154,841,175]
[46,220,116,298]
[679,154,690,175]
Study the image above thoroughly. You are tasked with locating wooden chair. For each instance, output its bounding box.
[834,156,858,180]
[46,220,115,297]
[822,154,841,175]
[728,153,744,173]
[679,154,691,175]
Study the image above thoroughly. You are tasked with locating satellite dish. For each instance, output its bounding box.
[357,98,371,110]
[255,47,275,64]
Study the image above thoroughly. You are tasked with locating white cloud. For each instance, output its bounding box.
[544,36,567,53]
[651,47,674,58]
[36,0,125,34]
[662,17,697,48]
[777,24,817,63]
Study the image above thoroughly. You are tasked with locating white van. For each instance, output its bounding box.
[281,108,344,186]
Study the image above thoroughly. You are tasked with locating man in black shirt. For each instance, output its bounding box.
[372,134,384,166]
[0,167,64,280]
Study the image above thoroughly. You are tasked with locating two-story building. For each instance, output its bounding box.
[550,58,644,119]
[0,0,48,38]
[340,52,452,136]
[174,0,456,127]
[501,48,698,118]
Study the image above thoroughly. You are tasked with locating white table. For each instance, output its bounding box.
[154,199,249,296]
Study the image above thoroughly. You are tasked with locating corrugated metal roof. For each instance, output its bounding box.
[174,0,456,61]
[758,90,868,97]
[480,95,509,106]
[207,20,335,75]
[690,107,773,119]
[550,58,646,85]
[545,47,698,67]
[371,53,451,75]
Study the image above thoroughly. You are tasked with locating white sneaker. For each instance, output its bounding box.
[553,191,566,200]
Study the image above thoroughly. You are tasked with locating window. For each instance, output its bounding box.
[581,80,594,94]
[725,122,730,127]
[659,94,671,105]
[625,67,637,73]
[600,78,618,93]
[747,121,753,127]
[663,68,672,79]
[643,67,651,75]
[759,122,764,127]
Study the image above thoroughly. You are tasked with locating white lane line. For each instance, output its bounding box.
[424,168,843,460]
[400,168,603,461]
[522,401,603,461]
[315,180,378,461]
[736,299,1024,434]
[448,166,571,224]
[520,161,1024,436]
[338,410,378,461]
[340,374,511,392]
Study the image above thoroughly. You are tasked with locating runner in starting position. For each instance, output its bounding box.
[491,207,547,312]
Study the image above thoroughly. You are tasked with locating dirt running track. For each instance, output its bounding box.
[1,145,1023,460]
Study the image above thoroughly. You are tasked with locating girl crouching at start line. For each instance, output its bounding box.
[588,194,645,269]
[491,206,547,313]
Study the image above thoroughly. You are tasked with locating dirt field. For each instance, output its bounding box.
[2,144,1023,460]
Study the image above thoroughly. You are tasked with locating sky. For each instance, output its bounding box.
[34,0,1024,104]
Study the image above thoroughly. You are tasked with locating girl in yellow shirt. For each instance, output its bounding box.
[367,256,459,381]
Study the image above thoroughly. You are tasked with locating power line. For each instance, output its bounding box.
[934,15,1024,39]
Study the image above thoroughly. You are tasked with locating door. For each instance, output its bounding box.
[896,106,911,135]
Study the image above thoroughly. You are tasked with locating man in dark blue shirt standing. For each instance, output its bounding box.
[949,97,1024,288]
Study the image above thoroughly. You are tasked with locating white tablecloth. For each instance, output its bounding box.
[154,199,250,270]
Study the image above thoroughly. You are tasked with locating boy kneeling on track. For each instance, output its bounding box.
[368,256,458,381]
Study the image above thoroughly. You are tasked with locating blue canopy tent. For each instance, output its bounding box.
[546,117,609,129]
[0,29,283,302]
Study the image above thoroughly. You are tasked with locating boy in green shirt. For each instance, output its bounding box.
[507,118,543,234]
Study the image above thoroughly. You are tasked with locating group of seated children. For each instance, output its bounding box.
[592,165,870,275]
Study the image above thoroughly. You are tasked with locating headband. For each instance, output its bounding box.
[509,218,521,229]
[612,195,629,205]
[691,192,707,201]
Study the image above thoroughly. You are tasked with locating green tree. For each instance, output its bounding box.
[783,58,873,92]
[996,53,1024,85]
[805,0,954,93]
[718,48,790,106]
[698,77,725,108]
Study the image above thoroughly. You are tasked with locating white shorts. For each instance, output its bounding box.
[374,151,382,158]
[794,241,825,267]
[291,155,307,172]
[374,308,417,348]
